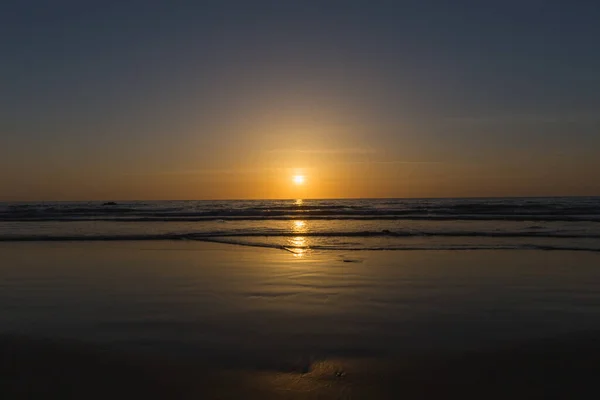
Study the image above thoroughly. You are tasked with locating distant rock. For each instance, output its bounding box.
[102,202,118,206]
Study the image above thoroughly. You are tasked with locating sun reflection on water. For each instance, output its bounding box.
[290,236,307,257]
[293,220,307,232]
[289,219,309,257]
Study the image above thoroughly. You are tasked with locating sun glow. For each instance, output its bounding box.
[293,175,305,185]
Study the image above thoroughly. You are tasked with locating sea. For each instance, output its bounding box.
[2,197,600,253]
[3,196,600,380]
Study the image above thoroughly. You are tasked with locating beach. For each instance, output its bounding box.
[2,241,600,398]
[5,0,600,396]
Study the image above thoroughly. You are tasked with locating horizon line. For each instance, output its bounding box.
[1,195,599,203]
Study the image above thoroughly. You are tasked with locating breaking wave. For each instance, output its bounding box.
[1,197,599,222]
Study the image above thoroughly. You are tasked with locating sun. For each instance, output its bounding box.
[293,175,305,185]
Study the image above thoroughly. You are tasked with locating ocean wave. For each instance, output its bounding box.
[2,198,599,222]
[3,233,596,252]
[204,239,600,253]
[1,230,600,241]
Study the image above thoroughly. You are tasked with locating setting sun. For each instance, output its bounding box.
[293,175,305,185]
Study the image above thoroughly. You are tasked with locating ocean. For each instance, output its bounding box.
[1,197,599,252]
[2,197,600,397]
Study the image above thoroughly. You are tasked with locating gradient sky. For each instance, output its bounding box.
[2,0,600,200]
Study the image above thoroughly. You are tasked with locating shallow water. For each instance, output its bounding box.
[1,197,600,252]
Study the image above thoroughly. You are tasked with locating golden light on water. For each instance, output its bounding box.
[293,220,306,231]
[292,249,306,258]
[290,219,308,257]
[290,236,307,258]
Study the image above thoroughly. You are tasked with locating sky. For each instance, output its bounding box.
[1,0,600,200]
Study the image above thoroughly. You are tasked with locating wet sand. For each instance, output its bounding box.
[2,242,600,398]
[3,331,600,398]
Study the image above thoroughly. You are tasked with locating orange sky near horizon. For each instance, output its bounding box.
[2,147,599,201]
